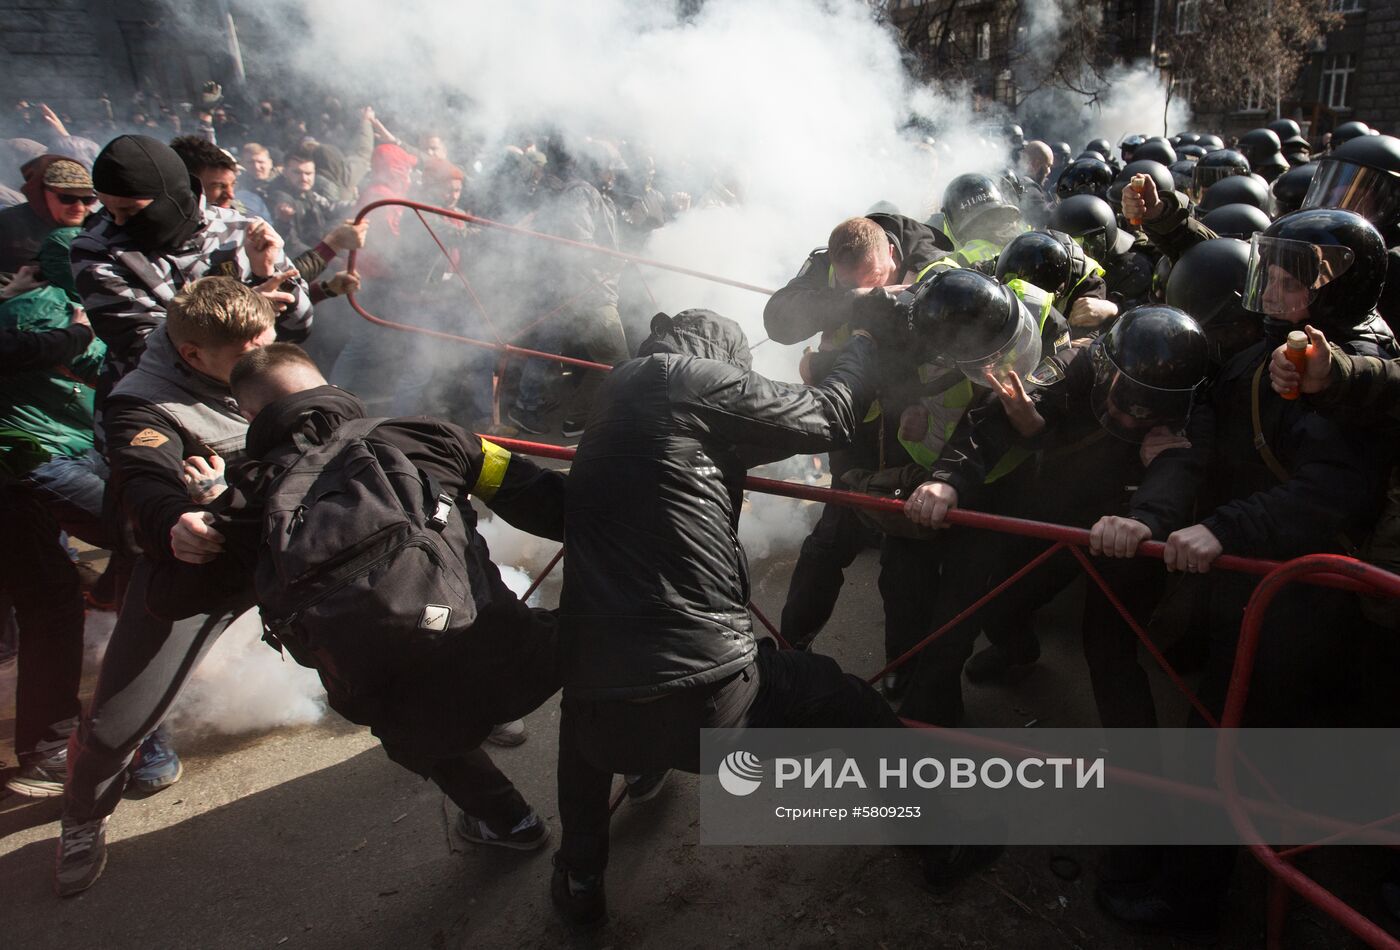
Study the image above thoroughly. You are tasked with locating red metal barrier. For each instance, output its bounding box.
[345,201,1400,948]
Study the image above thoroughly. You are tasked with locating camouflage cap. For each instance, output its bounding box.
[42,159,93,192]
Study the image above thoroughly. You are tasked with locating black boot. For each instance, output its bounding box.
[551,852,606,929]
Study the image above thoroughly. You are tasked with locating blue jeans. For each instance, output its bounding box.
[25,449,109,547]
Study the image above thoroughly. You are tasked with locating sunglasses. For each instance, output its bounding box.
[54,193,98,206]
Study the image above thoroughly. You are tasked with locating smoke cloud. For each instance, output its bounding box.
[166,610,327,738]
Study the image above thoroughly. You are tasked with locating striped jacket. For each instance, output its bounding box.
[71,203,313,395]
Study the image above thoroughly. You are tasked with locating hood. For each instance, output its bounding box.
[369,143,417,194]
[92,134,203,253]
[19,155,71,228]
[313,143,353,190]
[637,309,752,371]
[246,385,369,461]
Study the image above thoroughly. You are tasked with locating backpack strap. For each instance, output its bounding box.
[1249,363,1293,484]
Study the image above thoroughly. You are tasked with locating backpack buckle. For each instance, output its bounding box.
[429,492,454,530]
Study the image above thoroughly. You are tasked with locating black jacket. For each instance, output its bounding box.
[924,341,1138,517]
[763,213,951,345]
[560,331,879,700]
[1129,317,1398,557]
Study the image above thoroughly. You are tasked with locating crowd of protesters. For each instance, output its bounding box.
[3,77,1400,941]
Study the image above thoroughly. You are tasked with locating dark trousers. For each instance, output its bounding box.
[2,486,85,761]
[370,606,562,831]
[780,503,869,648]
[65,558,255,822]
[878,534,946,663]
[557,647,900,874]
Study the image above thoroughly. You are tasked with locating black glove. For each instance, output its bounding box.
[849,287,910,350]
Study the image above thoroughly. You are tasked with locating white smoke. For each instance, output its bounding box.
[166,609,327,737]
[1083,63,1194,145]
[226,0,1015,378]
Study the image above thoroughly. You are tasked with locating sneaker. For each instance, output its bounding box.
[5,747,67,798]
[508,408,551,436]
[551,852,606,928]
[486,720,527,747]
[880,668,911,703]
[54,816,109,897]
[964,642,1040,684]
[128,726,182,795]
[559,417,587,440]
[623,770,670,804]
[456,809,550,851]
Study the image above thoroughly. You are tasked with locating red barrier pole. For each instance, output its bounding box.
[479,435,1371,593]
[1214,555,1400,949]
[350,199,779,296]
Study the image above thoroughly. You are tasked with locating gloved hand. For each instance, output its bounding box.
[849,287,910,350]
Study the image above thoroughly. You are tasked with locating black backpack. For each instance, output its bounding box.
[255,418,476,708]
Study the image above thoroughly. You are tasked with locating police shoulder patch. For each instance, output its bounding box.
[129,427,170,448]
[1026,358,1066,389]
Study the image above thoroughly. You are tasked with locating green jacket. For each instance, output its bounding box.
[0,284,106,465]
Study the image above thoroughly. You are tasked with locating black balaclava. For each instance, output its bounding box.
[92,134,203,253]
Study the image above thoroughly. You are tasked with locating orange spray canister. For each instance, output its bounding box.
[1281,330,1309,400]
[1127,179,1143,228]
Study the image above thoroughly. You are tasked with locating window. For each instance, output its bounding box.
[1176,0,1200,34]
[1319,53,1356,110]
[1328,0,1362,12]
[976,21,991,60]
[1240,79,1270,113]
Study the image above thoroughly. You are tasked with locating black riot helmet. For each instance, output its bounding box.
[1169,160,1198,193]
[1055,157,1114,200]
[1109,159,1174,207]
[1166,237,1262,363]
[1089,305,1209,441]
[1077,149,1108,164]
[1049,193,1133,260]
[1152,254,1173,302]
[1178,132,1202,147]
[1191,149,1251,201]
[1105,249,1155,306]
[1255,152,1290,184]
[1267,119,1302,142]
[1271,163,1318,216]
[1178,144,1208,161]
[1199,173,1271,213]
[1053,142,1072,166]
[1005,123,1025,149]
[1243,208,1387,326]
[1197,134,1225,151]
[909,268,1043,385]
[942,172,1022,243]
[1201,203,1272,239]
[1087,138,1113,158]
[1303,134,1400,237]
[1119,133,1147,163]
[1238,128,1283,170]
[1331,121,1373,148]
[995,229,1089,297]
[1134,139,1177,166]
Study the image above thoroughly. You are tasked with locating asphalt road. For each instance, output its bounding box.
[0,517,1386,949]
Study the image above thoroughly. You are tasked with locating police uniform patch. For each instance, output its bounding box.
[1026,358,1066,388]
[130,428,170,448]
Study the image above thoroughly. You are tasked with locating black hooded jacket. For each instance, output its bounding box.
[559,310,878,700]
